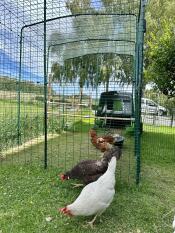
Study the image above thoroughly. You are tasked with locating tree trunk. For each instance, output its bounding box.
[77,87,83,111]
[71,95,74,108]
[79,87,83,104]
[89,92,92,110]
[170,113,174,127]
[48,73,52,103]
[106,80,109,92]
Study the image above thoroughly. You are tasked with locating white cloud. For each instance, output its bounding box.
[1,0,72,79]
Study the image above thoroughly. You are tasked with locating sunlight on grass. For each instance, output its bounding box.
[144,124,175,135]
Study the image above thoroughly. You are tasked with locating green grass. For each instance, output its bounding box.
[0,98,44,153]
[0,98,114,154]
[0,99,44,119]
[0,99,64,154]
[0,125,175,232]
[0,99,97,156]
[142,125,175,166]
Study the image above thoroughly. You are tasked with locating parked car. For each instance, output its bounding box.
[141,98,167,116]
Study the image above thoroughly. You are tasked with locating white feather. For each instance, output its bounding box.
[173,215,175,230]
[67,156,117,216]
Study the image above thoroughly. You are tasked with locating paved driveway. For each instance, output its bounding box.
[142,114,175,127]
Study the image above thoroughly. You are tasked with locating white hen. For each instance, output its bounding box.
[173,215,175,233]
[60,156,116,227]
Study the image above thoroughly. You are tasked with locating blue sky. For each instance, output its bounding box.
[0,0,103,84]
[0,0,44,82]
[0,0,134,95]
[0,48,44,83]
[91,0,103,9]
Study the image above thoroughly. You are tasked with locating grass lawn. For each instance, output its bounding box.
[0,99,44,119]
[0,126,175,233]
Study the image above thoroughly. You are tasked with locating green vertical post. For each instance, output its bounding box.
[135,23,140,184]
[17,28,24,145]
[132,54,136,119]
[62,67,65,129]
[94,56,99,127]
[44,0,48,169]
[135,0,146,184]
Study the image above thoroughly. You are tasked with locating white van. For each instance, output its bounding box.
[141,98,167,116]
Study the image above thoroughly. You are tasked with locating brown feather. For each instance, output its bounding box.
[89,129,117,152]
[61,146,121,185]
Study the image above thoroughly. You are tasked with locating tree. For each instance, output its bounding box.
[146,28,175,97]
[51,56,90,104]
[101,0,139,14]
[144,0,175,98]
[49,0,136,98]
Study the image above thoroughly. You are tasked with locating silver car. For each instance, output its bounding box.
[141,98,167,116]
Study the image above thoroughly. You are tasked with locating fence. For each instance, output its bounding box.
[1,0,146,185]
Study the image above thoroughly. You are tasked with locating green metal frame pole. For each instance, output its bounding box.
[44,0,48,169]
[48,38,136,49]
[132,54,136,119]
[22,13,137,29]
[62,67,65,130]
[95,56,99,126]
[135,23,140,184]
[135,0,146,184]
[17,29,24,145]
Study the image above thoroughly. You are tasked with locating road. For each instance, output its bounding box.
[142,114,175,127]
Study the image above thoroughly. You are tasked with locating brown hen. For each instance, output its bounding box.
[89,129,122,152]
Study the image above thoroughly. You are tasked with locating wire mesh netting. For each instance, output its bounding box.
[0,0,147,187]
[1,0,175,232]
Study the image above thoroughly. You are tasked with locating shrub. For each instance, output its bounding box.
[35,96,44,102]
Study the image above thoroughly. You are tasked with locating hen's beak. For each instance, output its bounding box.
[59,207,66,213]
[59,207,74,217]
[60,174,65,181]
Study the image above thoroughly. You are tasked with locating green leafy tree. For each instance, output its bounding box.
[144,0,175,98]
[145,26,175,97]
[101,0,140,16]
[49,0,136,98]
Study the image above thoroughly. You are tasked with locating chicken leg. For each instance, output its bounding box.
[86,214,98,228]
